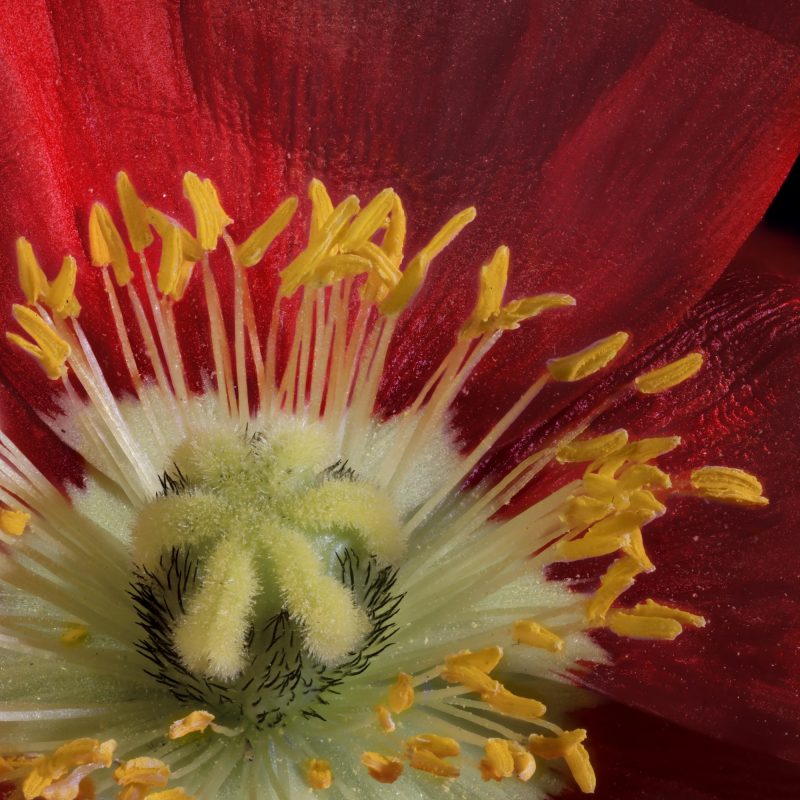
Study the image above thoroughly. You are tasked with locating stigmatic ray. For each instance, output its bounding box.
[0,173,767,799]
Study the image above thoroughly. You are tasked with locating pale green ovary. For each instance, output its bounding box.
[132,422,404,683]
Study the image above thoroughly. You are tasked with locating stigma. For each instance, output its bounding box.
[0,172,767,798]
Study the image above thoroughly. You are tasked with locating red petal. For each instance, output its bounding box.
[0,3,798,418]
[567,700,800,799]
[558,254,800,763]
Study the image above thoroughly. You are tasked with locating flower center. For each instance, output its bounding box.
[130,420,406,726]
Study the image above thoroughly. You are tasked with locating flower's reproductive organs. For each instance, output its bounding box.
[0,173,768,798]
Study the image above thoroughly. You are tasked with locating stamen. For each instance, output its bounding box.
[182,172,232,251]
[387,672,415,714]
[21,738,116,800]
[0,507,30,536]
[557,429,629,463]
[606,611,683,640]
[16,237,49,304]
[629,599,706,628]
[512,620,564,652]
[116,172,154,252]
[306,759,333,790]
[585,556,645,623]
[405,734,460,778]
[6,304,70,380]
[88,204,132,286]
[375,705,396,733]
[690,466,768,506]
[547,332,629,382]
[479,739,514,782]
[360,752,403,784]
[167,711,215,740]
[635,352,704,394]
[235,196,298,267]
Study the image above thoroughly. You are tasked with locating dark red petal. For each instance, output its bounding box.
[549,253,800,763]
[566,700,800,800]
[0,2,799,419]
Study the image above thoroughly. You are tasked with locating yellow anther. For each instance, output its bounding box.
[16,237,49,304]
[487,293,576,333]
[405,734,460,758]
[509,742,536,782]
[113,757,170,790]
[306,759,332,790]
[182,172,232,251]
[557,429,629,464]
[309,178,335,238]
[444,646,503,674]
[483,688,546,721]
[7,304,71,380]
[407,748,460,779]
[45,256,81,319]
[460,245,509,338]
[558,531,629,562]
[561,495,613,528]
[310,254,372,287]
[339,188,395,252]
[690,466,768,506]
[585,556,644,623]
[147,208,204,262]
[585,508,656,539]
[564,743,596,794]
[0,507,30,536]
[356,241,403,287]
[157,225,183,297]
[381,193,406,264]
[360,752,403,784]
[88,203,133,286]
[280,195,359,296]
[527,729,587,759]
[607,610,683,640]
[374,705,395,733]
[60,623,89,647]
[635,352,704,394]
[622,528,654,571]
[441,663,502,695]
[387,672,415,714]
[0,754,41,777]
[116,172,153,253]
[627,489,666,516]
[512,620,563,652]
[630,599,706,628]
[581,473,619,502]
[479,739,514,782]
[547,331,629,382]
[614,436,682,466]
[380,206,476,315]
[22,738,116,800]
[167,710,214,739]
[235,196,298,267]
[617,463,671,492]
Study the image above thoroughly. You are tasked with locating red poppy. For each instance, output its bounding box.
[0,2,799,798]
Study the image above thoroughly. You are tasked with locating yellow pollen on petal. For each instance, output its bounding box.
[60,623,90,647]
[360,752,404,784]
[585,556,644,623]
[7,304,71,380]
[167,710,214,739]
[630,599,706,628]
[387,672,415,714]
[113,757,170,790]
[690,466,768,506]
[88,203,132,286]
[235,196,298,267]
[374,705,396,733]
[306,759,332,790]
[16,237,49,304]
[483,687,547,721]
[479,739,514,782]
[116,172,154,253]
[527,729,587,759]
[606,610,683,640]
[182,172,232,251]
[45,256,81,319]
[635,352,704,394]
[22,738,116,800]
[547,331,629,382]
[512,620,563,652]
[444,646,504,674]
[0,507,30,536]
[556,429,629,464]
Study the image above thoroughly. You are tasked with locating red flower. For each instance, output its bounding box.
[0,2,799,798]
